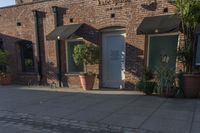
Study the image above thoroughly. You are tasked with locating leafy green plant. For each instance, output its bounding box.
[137,81,156,95]
[155,65,176,96]
[175,0,200,72]
[0,50,9,73]
[73,43,99,74]
[143,68,154,80]
[176,71,185,98]
[0,50,9,66]
[137,69,156,95]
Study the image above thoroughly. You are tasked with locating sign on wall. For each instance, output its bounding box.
[98,0,131,6]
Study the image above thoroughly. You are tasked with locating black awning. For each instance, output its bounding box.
[195,24,200,34]
[46,24,83,40]
[137,15,181,35]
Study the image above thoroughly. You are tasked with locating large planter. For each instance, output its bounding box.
[79,75,95,90]
[0,73,12,85]
[183,74,200,98]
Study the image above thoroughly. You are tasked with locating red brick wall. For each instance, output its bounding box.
[0,0,177,89]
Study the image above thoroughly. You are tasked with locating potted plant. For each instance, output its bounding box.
[155,65,176,97]
[175,0,200,98]
[73,43,99,90]
[136,69,156,95]
[0,50,11,85]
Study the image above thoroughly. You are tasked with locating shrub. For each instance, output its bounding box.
[137,69,156,95]
[137,80,156,95]
[0,50,9,66]
[73,43,99,65]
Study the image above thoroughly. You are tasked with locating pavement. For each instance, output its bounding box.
[0,85,199,133]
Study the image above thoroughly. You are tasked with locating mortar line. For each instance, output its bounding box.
[189,100,198,133]
[95,95,141,123]
[138,97,168,129]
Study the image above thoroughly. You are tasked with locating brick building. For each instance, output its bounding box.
[0,0,183,89]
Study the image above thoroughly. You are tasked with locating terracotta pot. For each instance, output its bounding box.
[183,74,200,98]
[0,73,12,85]
[79,75,95,90]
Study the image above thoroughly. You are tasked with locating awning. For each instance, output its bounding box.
[137,15,181,35]
[195,24,200,34]
[46,24,83,40]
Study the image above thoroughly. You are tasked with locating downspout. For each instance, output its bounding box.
[32,10,43,85]
[52,6,62,87]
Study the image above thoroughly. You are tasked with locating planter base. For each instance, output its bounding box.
[0,74,12,85]
[183,74,200,98]
[79,75,95,90]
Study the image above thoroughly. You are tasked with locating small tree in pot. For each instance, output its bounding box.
[73,43,99,90]
[0,50,11,85]
[175,0,200,98]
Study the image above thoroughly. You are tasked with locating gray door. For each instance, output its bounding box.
[102,31,125,89]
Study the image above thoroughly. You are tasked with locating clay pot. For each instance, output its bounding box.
[183,74,200,98]
[79,75,95,90]
[0,73,12,85]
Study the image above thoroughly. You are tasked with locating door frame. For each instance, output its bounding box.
[147,32,180,72]
[102,30,126,89]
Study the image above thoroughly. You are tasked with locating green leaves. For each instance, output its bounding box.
[73,43,99,65]
[0,50,9,66]
[176,0,200,29]
[175,0,200,72]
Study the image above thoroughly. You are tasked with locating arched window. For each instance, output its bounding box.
[17,40,35,72]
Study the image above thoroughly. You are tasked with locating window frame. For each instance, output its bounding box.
[196,34,200,66]
[147,33,180,72]
[0,38,4,50]
[0,38,6,72]
[65,38,84,74]
[19,42,35,73]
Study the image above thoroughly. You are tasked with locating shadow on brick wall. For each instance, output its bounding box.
[125,43,144,89]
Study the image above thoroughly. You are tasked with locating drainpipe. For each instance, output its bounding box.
[52,6,62,87]
[32,10,43,85]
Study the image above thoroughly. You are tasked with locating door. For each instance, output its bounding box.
[148,35,178,72]
[102,31,125,88]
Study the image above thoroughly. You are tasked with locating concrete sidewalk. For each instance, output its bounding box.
[0,85,199,133]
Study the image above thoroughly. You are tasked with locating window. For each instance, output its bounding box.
[0,39,3,50]
[19,41,34,72]
[0,39,6,72]
[66,40,84,73]
[196,35,200,65]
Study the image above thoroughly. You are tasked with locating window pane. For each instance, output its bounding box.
[0,39,3,50]
[0,39,5,72]
[20,42,34,72]
[196,35,200,65]
[67,41,84,73]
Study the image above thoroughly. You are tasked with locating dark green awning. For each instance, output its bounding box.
[46,24,83,40]
[137,15,181,35]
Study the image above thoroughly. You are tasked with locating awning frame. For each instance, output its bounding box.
[137,15,181,35]
[46,23,83,40]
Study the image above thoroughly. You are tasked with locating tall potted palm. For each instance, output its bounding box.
[73,43,99,90]
[0,50,11,85]
[175,0,200,97]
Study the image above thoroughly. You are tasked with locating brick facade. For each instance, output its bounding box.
[0,0,178,89]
